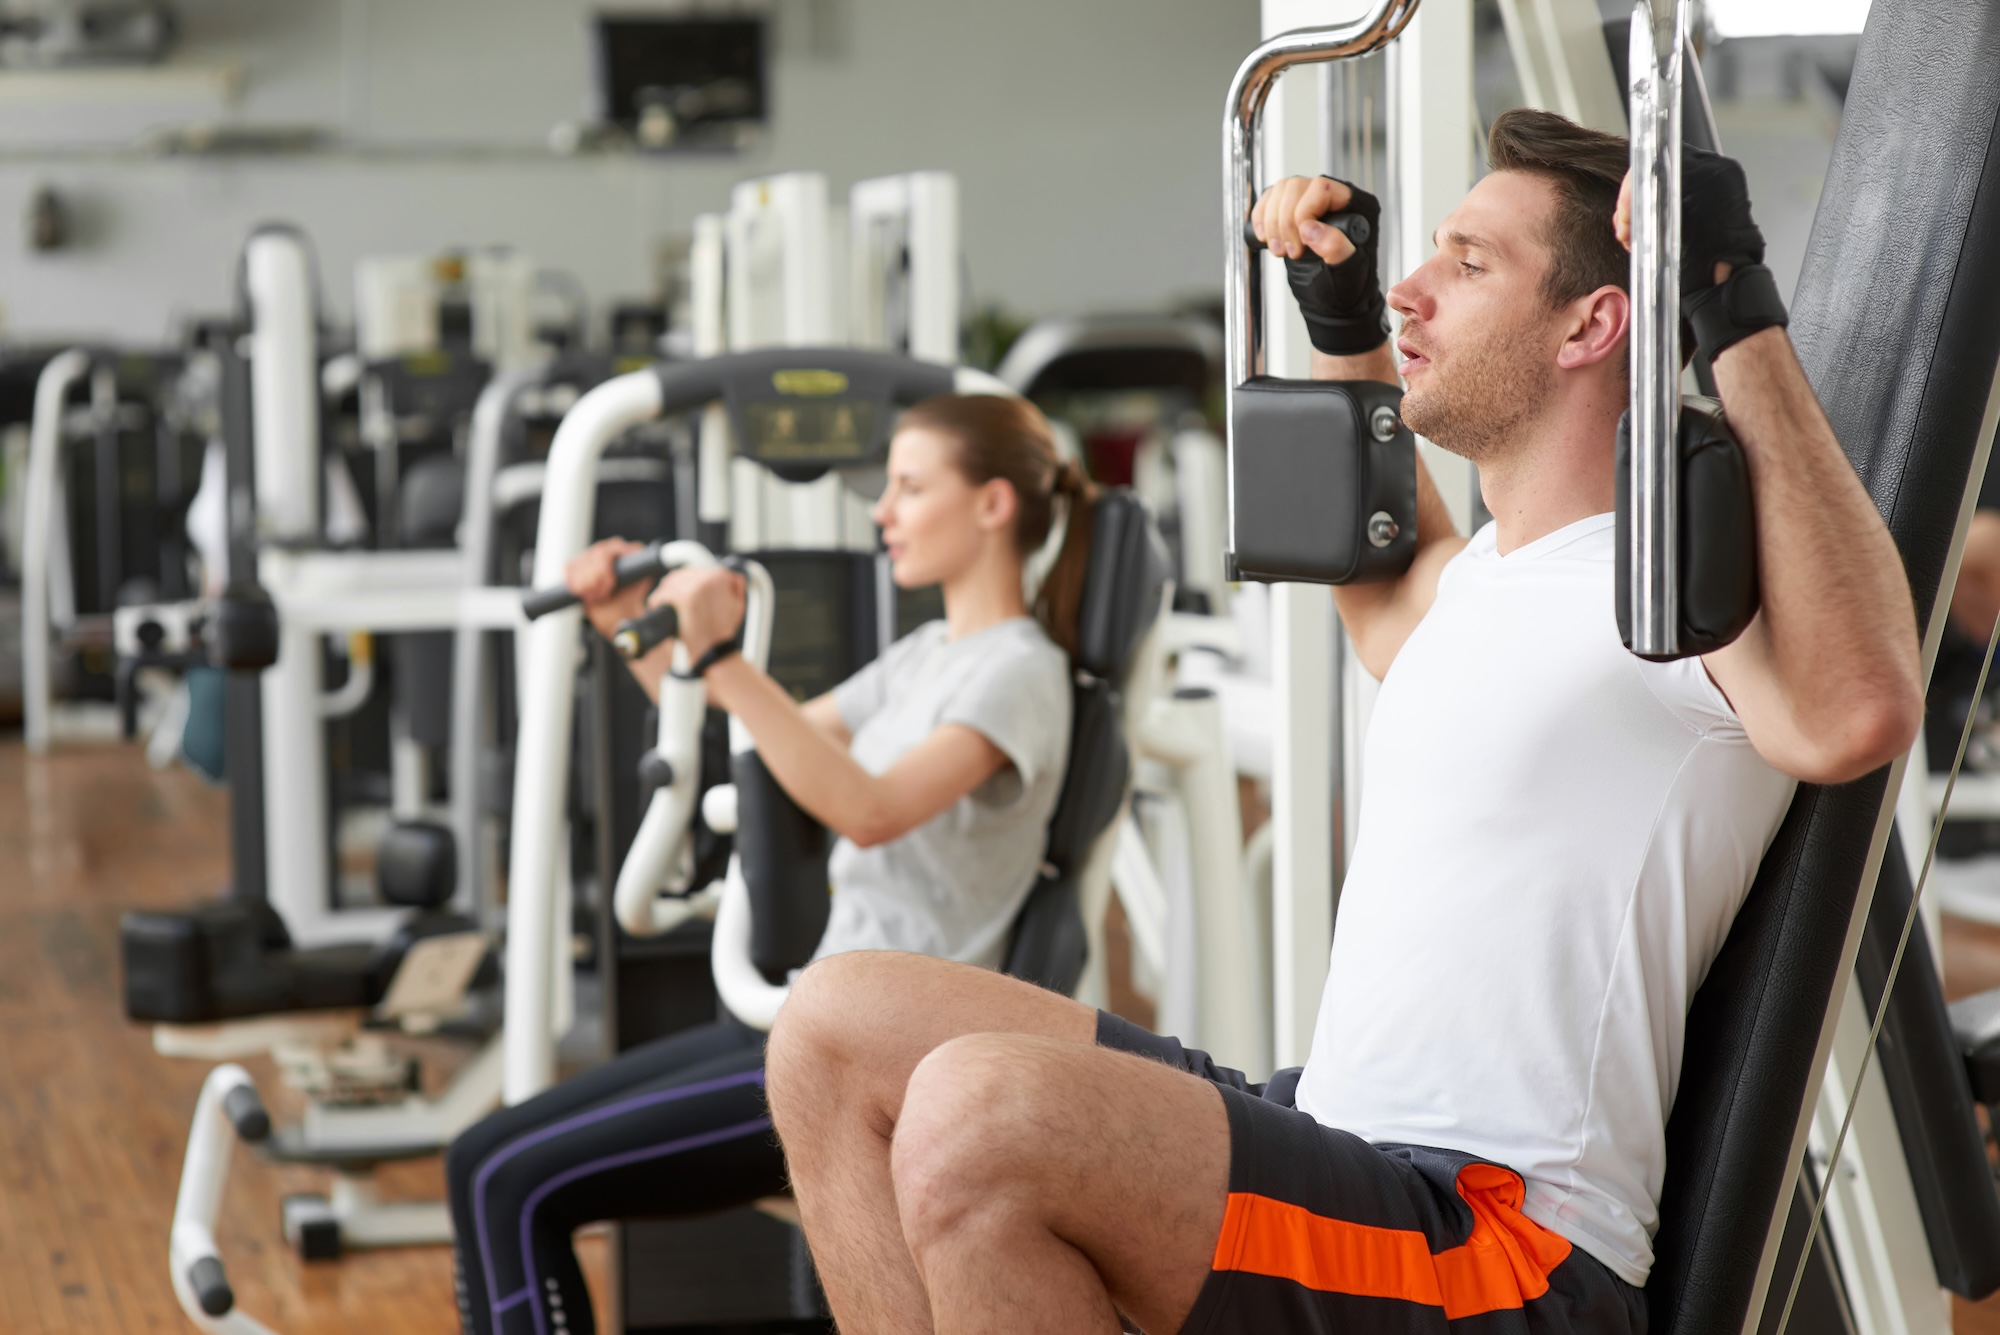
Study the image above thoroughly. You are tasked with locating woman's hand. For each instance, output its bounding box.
[565,537,650,641]
[649,565,747,663]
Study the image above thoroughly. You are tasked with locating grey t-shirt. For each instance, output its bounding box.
[819,617,1073,968]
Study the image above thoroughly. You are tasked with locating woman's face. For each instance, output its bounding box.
[872,426,1015,589]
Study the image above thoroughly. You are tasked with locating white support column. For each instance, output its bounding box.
[1393,0,1479,537]
[245,231,338,942]
[1271,587,1334,1067]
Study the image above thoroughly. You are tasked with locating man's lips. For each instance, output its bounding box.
[1396,338,1431,375]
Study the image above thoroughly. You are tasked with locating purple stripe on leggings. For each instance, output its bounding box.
[510,1116,774,1335]
[472,1067,767,1334]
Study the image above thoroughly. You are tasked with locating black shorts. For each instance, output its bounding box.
[1096,1013,1646,1334]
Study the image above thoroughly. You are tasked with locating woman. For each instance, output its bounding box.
[447,394,1096,1335]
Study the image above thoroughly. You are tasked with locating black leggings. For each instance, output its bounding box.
[445,1019,783,1335]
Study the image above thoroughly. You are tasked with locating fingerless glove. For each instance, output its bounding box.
[1282,179,1390,357]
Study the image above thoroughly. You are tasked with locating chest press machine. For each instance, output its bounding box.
[1230,0,2000,1331]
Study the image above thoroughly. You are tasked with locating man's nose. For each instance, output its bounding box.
[1386,270,1426,323]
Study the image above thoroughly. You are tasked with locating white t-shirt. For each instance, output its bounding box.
[1294,514,1796,1288]
[818,617,1072,969]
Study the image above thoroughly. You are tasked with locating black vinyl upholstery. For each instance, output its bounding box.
[1003,491,1170,992]
[1648,4,2000,1330]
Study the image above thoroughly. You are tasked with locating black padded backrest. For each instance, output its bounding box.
[1073,491,1171,682]
[1001,680,1125,994]
[398,453,467,549]
[1041,679,1129,875]
[1004,495,1169,992]
[1649,4,2000,1331]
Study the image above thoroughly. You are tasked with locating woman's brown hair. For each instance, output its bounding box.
[896,393,1098,660]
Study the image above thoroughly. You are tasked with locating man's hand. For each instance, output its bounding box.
[1613,152,1919,781]
[1251,175,1388,356]
[647,565,746,666]
[1612,146,1787,358]
[565,537,650,642]
[1252,175,1362,263]
[1612,173,1732,287]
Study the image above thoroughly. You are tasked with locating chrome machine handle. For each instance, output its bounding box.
[1222,1,1422,565]
[1625,0,1686,660]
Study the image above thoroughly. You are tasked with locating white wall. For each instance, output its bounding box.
[0,0,1260,343]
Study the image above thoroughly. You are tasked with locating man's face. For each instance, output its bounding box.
[1386,171,1573,464]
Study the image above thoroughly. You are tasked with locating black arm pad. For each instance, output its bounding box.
[732,752,831,981]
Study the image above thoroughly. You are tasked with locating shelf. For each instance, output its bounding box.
[0,61,242,106]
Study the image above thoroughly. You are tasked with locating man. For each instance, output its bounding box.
[763,109,1922,1335]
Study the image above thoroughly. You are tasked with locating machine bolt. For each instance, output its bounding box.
[1370,404,1401,442]
[1367,511,1400,548]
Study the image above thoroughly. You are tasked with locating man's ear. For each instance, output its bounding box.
[1556,285,1630,372]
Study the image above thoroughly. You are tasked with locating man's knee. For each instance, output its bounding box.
[767,952,928,1116]
[890,1034,1058,1245]
[766,953,870,1111]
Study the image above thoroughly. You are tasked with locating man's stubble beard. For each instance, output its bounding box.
[1398,315,1558,466]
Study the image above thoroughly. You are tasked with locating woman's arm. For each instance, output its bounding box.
[706,656,1006,847]
[800,692,853,748]
[646,565,1005,845]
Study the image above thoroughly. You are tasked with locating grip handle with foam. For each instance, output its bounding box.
[521,542,669,620]
[612,604,680,661]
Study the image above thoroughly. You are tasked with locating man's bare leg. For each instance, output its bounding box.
[765,952,1099,1335]
[892,1032,1228,1335]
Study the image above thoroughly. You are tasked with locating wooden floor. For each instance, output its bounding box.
[12,735,2000,1333]
[0,738,605,1334]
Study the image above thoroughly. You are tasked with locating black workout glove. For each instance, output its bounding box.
[1680,145,1788,359]
[1281,178,1390,357]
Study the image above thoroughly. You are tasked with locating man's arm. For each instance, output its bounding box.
[1610,163,1923,783]
[1255,173,1464,679]
[1949,510,2000,642]
[1701,322,1923,783]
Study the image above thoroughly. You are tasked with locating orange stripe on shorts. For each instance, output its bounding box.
[1210,1162,1573,1319]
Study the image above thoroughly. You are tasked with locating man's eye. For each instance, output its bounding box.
[1459,261,1482,276]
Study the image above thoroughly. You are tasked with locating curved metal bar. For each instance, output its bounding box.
[1626,0,1686,659]
[613,540,718,937]
[22,347,94,756]
[710,855,792,1031]
[449,359,551,920]
[1221,0,1422,559]
[502,369,666,1104]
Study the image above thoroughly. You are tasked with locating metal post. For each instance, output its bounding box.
[1222,0,1422,565]
[451,361,549,920]
[91,362,123,614]
[1226,0,1422,1067]
[1625,0,1684,660]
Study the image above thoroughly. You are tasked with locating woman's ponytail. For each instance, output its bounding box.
[1032,460,1097,662]
[896,393,1098,661]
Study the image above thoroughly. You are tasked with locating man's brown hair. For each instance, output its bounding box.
[1486,108,1629,309]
